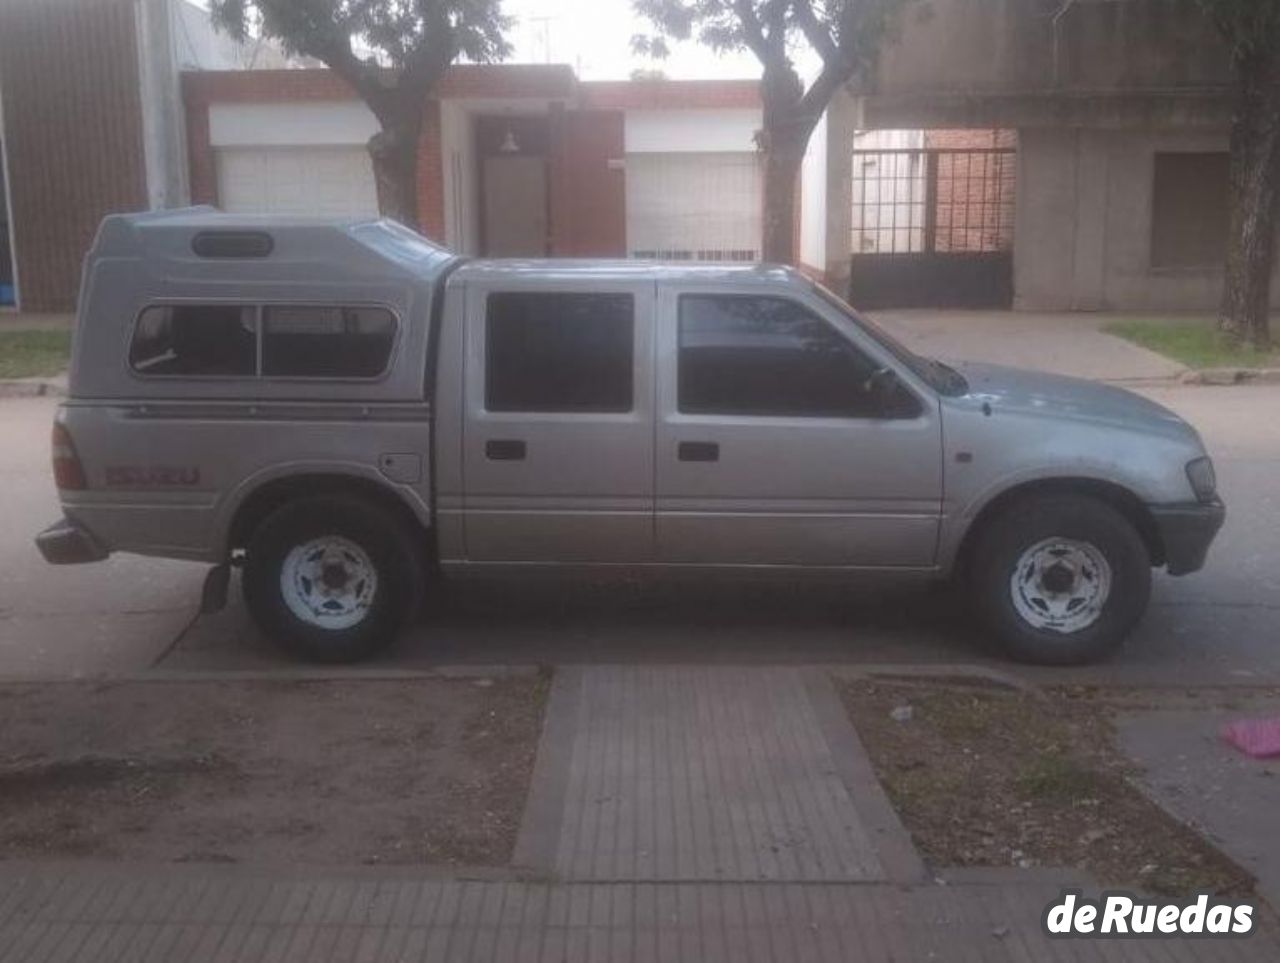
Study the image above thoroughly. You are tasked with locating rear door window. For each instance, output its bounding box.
[485,291,635,413]
[129,304,257,377]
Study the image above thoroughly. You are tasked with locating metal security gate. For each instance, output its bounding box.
[849,147,1016,309]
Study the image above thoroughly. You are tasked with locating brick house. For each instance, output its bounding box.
[182,67,764,262]
[1,1,765,313]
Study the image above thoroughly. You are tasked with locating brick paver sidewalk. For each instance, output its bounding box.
[2,665,1277,961]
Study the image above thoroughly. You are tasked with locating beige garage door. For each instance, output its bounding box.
[216,146,379,218]
[626,152,762,262]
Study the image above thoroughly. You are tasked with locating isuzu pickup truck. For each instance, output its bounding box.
[36,209,1225,665]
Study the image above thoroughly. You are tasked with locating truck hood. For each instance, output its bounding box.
[951,361,1199,442]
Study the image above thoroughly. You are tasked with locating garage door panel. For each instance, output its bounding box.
[626,152,762,262]
[217,147,378,218]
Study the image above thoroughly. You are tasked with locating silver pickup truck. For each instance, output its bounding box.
[37,209,1225,665]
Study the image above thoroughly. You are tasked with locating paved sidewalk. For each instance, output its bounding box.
[514,666,923,884]
[873,309,1187,382]
[3,863,1278,960]
[3,665,1280,960]
[1120,707,1280,913]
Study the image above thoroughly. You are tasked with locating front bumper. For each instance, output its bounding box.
[35,516,109,565]
[1150,499,1226,576]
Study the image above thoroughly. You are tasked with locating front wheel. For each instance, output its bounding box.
[969,494,1152,665]
[242,495,424,663]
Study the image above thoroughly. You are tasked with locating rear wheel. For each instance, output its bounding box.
[242,495,424,663]
[969,494,1151,665]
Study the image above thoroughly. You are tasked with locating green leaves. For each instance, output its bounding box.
[208,0,511,73]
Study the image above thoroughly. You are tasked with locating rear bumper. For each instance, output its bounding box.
[35,517,110,565]
[1150,499,1226,576]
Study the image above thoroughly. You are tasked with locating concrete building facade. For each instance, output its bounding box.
[826,0,1261,313]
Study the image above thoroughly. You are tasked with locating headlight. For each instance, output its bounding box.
[1186,457,1217,503]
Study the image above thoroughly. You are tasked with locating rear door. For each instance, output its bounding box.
[655,284,943,568]
[461,279,655,562]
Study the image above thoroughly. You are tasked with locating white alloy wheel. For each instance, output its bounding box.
[1009,537,1113,634]
[280,536,379,630]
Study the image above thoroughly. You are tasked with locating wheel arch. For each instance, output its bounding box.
[224,472,432,557]
[951,477,1165,579]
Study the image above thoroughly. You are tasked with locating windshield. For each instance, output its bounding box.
[808,281,969,397]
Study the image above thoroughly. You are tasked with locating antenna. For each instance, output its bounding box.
[528,15,553,64]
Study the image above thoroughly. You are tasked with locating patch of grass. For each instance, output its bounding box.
[1015,751,1100,802]
[840,678,1254,897]
[0,329,72,379]
[1105,319,1280,370]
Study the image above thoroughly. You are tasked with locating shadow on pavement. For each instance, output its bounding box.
[161,573,983,671]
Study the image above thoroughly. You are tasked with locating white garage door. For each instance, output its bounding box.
[626,152,762,262]
[216,146,379,218]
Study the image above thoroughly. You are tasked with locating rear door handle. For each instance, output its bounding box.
[485,439,527,461]
[677,441,719,463]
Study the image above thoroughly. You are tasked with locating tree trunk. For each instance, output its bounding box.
[368,120,422,231]
[1220,47,1280,350]
[758,64,816,266]
[762,137,807,265]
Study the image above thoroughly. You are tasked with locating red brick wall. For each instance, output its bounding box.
[549,110,627,257]
[417,100,446,241]
[0,0,148,312]
[926,130,1017,254]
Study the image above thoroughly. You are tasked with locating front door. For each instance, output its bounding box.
[482,156,548,257]
[462,280,655,562]
[655,286,943,568]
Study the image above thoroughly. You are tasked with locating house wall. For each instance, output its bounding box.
[1015,127,1280,312]
[624,109,760,154]
[551,109,627,258]
[440,101,479,255]
[208,102,378,147]
[0,0,150,312]
[843,0,1253,311]
[798,112,828,277]
[874,0,1230,102]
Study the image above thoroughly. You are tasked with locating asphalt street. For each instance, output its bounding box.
[2,383,1277,685]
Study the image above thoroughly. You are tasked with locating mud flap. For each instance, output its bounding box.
[200,563,231,615]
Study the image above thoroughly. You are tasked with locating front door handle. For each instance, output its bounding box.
[678,441,719,463]
[485,439,527,461]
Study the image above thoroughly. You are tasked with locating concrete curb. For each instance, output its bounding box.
[0,664,545,685]
[0,377,66,398]
[1180,367,1280,386]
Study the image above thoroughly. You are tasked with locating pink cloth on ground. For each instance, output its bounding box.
[1221,717,1280,759]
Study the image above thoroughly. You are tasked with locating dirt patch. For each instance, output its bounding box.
[839,677,1253,897]
[0,673,548,866]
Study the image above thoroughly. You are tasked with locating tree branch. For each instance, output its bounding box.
[733,0,774,62]
[791,0,839,64]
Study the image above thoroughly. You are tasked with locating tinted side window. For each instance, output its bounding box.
[486,292,634,413]
[678,295,889,418]
[262,305,396,378]
[129,304,257,377]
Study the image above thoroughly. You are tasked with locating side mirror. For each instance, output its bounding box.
[863,367,900,407]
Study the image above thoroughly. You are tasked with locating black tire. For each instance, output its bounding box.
[242,494,424,663]
[969,494,1151,666]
